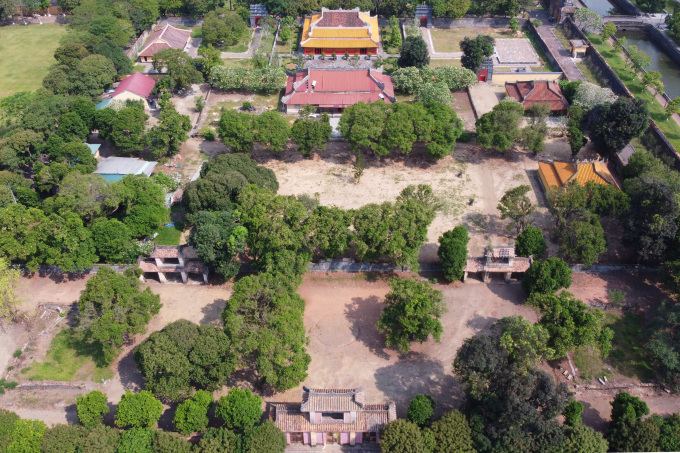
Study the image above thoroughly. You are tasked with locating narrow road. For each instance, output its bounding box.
[533,11,587,81]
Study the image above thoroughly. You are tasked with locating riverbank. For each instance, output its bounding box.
[588,33,680,151]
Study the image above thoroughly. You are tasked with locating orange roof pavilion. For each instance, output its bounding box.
[300,8,381,55]
[538,160,620,191]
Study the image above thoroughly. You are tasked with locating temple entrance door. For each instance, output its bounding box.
[327,432,340,443]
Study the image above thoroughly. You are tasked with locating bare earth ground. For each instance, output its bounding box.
[3,271,679,431]
[252,142,552,261]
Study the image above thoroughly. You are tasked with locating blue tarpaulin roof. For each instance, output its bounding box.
[83,143,101,155]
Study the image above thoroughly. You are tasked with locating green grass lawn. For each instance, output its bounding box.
[589,33,680,151]
[575,61,602,85]
[429,59,463,68]
[573,312,654,383]
[220,29,253,53]
[21,329,113,382]
[380,27,401,54]
[259,31,276,55]
[0,23,68,98]
[551,26,571,51]
[430,27,510,53]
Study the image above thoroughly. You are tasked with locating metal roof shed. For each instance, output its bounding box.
[94,157,157,182]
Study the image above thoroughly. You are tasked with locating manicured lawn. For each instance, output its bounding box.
[21,329,113,382]
[589,33,680,151]
[430,27,509,53]
[0,23,68,98]
[429,59,463,68]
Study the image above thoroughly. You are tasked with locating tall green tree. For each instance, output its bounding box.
[189,210,247,280]
[135,320,236,402]
[291,115,332,157]
[516,226,547,258]
[0,257,21,321]
[380,420,430,453]
[215,388,263,430]
[76,267,161,365]
[222,272,310,391]
[476,100,524,152]
[527,291,613,359]
[398,35,430,68]
[377,277,445,354]
[217,110,254,153]
[460,35,495,72]
[108,105,148,154]
[497,185,535,235]
[148,106,191,159]
[173,390,213,435]
[591,97,649,156]
[76,391,109,429]
[254,111,291,153]
[522,257,572,295]
[438,226,469,282]
[115,390,163,429]
[152,49,203,91]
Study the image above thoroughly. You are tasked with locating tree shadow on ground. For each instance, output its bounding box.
[65,403,79,425]
[581,400,608,433]
[116,349,144,393]
[158,403,178,431]
[103,402,117,426]
[486,282,529,307]
[374,352,462,419]
[465,314,498,333]
[345,296,389,360]
[200,299,227,326]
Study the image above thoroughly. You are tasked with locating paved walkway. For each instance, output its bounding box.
[532,11,586,81]
[423,28,463,59]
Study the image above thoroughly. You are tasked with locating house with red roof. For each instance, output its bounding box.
[505,80,569,114]
[96,72,156,112]
[281,69,395,114]
[138,24,192,63]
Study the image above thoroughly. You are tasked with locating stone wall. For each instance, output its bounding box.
[646,26,680,67]
[526,21,565,73]
[607,0,641,16]
[431,17,512,28]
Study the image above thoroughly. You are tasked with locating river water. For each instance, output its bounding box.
[580,0,619,16]
[620,31,680,99]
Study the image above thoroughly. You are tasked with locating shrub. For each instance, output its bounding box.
[522,257,573,295]
[407,394,435,426]
[76,391,109,429]
[114,390,163,428]
[438,226,469,282]
[516,226,547,258]
[173,390,213,435]
[203,129,216,141]
[215,388,263,430]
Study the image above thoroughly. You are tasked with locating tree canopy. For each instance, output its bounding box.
[76,267,161,365]
[215,388,263,430]
[377,277,446,354]
[522,257,573,295]
[438,226,469,282]
[135,320,236,402]
[222,272,310,392]
[398,36,430,68]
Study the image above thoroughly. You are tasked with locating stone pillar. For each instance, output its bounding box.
[286,433,290,445]
[483,271,490,283]
[180,271,188,283]
[350,432,356,446]
[203,272,209,284]
[463,271,468,282]
[157,272,167,283]
[505,272,511,282]
[154,258,162,267]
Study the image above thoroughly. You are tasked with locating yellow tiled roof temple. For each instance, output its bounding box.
[538,161,619,191]
[300,10,381,49]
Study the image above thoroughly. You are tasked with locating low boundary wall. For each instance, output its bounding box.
[562,18,680,166]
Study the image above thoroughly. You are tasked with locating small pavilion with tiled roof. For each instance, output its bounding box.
[138,24,192,63]
[300,7,381,56]
[505,80,569,114]
[463,245,533,283]
[537,159,620,193]
[137,245,208,284]
[270,386,395,446]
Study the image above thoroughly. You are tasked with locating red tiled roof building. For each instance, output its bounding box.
[138,24,192,62]
[282,69,396,114]
[270,387,396,447]
[505,80,569,114]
